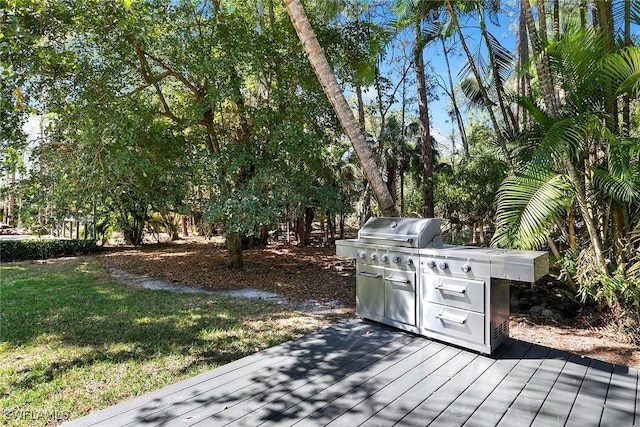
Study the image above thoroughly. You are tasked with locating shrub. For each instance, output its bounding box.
[0,239,98,262]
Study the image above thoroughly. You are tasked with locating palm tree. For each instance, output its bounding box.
[493,26,640,283]
[392,0,445,218]
[283,0,398,217]
[444,0,514,169]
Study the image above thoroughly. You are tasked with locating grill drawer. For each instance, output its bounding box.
[423,304,485,345]
[423,276,485,313]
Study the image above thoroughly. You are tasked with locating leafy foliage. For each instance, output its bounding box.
[493,169,572,249]
[0,239,97,262]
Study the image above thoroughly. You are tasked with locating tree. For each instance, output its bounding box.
[436,132,507,243]
[392,0,442,218]
[283,0,398,217]
[12,0,356,267]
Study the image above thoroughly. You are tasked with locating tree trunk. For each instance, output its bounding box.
[596,0,618,133]
[517,0,532,130]
[522,1,558,116]
[226,231,244,269]
[8,170,15,226]
[622,0,631,135]
[567,207,577,250]
[564,156,608,275]
[327,210,336,245]
[386,153,398,204]
[441,37,468,156]
[304,206,314,246]
[283,0,397,217]
[414,22,435,218]
[296,210,305,247]
[552,0,560,36]
[181,216,189,236]
[356,84,366,131]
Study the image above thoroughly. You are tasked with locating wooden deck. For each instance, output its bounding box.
[66,319,639,427]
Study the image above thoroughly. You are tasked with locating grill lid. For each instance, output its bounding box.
[358,217,443,248]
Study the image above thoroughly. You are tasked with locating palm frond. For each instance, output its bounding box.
[421,20,443,44]
[547,26,605,112]
[592,168,640,203]
[459,76,491,108]
[593,136,640,203]
[600,47,640,97]
[486,32,515,83]
[458,45,490,83]
[493,169,573,250]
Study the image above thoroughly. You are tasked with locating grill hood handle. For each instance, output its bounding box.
[360,235,414,245]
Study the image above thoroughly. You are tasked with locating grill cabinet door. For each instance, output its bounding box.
[384,268,416,326]
[356,264,384,318]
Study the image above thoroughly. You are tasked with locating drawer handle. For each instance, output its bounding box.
[435,284,467,294]
[435,312,467,325]
[359,272,381,278]
[386,276,410,284]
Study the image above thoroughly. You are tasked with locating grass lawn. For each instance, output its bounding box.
[0,257,326,426]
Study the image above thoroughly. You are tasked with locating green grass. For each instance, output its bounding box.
[0,258,324,426]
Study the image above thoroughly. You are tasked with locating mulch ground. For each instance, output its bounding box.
[98,239,357,309]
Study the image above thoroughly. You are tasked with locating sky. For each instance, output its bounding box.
[352,2,639,155]
[344,4,521,153]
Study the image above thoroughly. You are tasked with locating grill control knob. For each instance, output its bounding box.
[392,256,401,263]
[381,254,389,262]
[438,261,449,270]
[405,258,414,266]
[461,264,472,273]
[358,252,366,259]
[427,260,437,268]
[370,253,377,260]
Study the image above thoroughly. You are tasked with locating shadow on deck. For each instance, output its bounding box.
[65,319,639,427]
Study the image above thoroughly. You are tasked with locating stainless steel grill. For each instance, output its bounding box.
[336,217,548,354]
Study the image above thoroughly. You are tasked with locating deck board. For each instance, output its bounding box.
[328,342,459,427]
[431,339,534,427]
[202,328,417,426]
[359,350,479,427]
[289,338,437,426]
[526,353,589,427]
[463,344,552,426]
[65,319,639,427]
[564,358,613,427]
[321,340,448,426]
[133,320,406,426]
[500,348,571,426]
[600,364,639,426]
